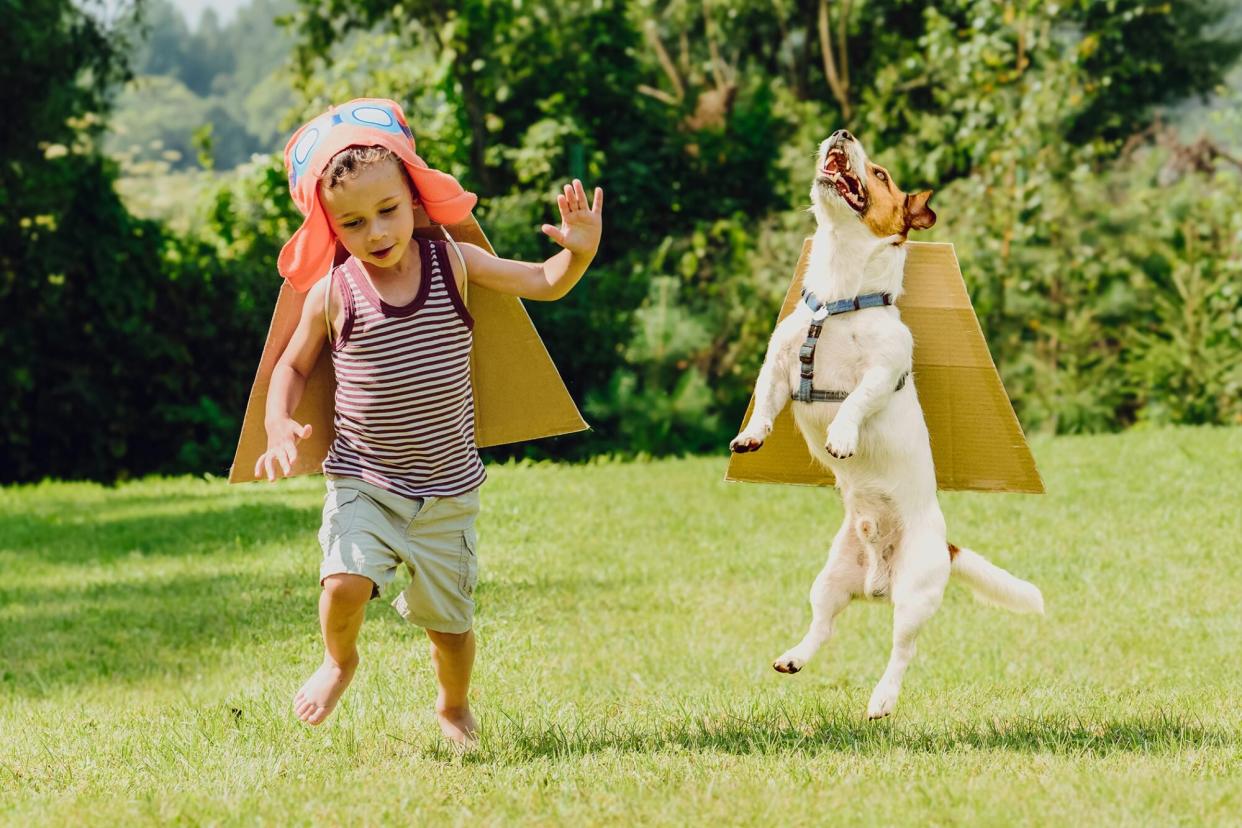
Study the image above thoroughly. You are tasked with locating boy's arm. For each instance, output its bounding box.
[257,276,332,481]
[459,179,603,301]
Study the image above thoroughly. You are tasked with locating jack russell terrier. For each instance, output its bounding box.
[730,130,1043,719]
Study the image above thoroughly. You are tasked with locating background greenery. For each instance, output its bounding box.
[1,427,1239,824]
[3,0,1241,481]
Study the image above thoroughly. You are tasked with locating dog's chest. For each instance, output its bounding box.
[785,314,873,395]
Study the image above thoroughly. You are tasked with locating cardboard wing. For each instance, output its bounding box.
[228,213,588,483]
[726,240,1043,494]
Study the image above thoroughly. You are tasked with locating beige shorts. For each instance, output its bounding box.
[318,475,479,634]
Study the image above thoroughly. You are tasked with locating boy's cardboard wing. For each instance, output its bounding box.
[726,241,1043,493]
[228,213,588,483]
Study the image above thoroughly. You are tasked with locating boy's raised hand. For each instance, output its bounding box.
[255,418,313,482]
[541,179,603,258]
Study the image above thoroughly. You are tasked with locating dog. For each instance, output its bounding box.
[730,130,1043,719]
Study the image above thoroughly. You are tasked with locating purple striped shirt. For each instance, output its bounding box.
[322,237,486,498]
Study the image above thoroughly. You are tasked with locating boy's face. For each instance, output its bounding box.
[320,157,417,269]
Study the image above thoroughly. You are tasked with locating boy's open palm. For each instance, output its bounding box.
[541,179,603,257]
[255,418,313,481]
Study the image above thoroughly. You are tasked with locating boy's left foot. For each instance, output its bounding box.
[293,655,358,726]
[436,704,478,749]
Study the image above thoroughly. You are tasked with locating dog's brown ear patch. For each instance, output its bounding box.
[906,190,936,231]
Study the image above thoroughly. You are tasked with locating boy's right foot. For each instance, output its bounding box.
[293,655,359,725]
[436,704,478,749]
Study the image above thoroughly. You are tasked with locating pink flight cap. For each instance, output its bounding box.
[277,97,477,292]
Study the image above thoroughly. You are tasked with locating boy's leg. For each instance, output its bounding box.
[294,573,373,725]
[426,628,477,745]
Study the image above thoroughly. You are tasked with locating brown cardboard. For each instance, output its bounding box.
[228,212,588,483]
[726,240,1043,493]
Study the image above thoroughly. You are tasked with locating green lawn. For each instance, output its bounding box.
[1,426,1240,826]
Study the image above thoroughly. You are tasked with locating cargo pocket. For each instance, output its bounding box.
[319,487,361,553]
[459,528,478,595]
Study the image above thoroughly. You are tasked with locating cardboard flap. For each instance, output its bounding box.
[725,240,1043,494]
[228,213,588,484]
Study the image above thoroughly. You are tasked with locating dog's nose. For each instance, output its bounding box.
[830,129,854,143]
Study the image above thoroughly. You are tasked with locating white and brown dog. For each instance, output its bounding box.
[731,130,1043,719]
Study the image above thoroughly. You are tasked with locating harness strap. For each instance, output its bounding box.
[802,289,894,317]
[799,372,908,403]
[791,290,907,404]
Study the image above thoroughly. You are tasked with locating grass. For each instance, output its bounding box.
[1,425,1240,826]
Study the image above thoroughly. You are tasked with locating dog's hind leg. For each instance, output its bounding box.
[773,523,862,674]
[865,526,950,719]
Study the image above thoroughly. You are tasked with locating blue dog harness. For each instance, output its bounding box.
[791,289,909,403]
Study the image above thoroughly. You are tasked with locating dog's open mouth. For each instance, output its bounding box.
[822,147,866,212]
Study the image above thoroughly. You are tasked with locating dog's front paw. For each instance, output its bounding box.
[730,424,770,454]
[773,651,806,674]
[825,421,859,459]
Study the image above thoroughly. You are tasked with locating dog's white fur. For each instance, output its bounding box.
[731,132,1043,719]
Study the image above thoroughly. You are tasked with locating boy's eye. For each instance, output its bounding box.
[343,219,363,229]
[380,205,397,214]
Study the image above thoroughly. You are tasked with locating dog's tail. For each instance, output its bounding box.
[948,544,1044,615]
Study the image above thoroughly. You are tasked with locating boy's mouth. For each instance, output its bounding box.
[370,244,396,260]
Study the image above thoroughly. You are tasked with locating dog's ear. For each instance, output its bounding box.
[905,190,936,231]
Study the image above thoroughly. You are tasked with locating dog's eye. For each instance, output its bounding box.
[874,169,888,183]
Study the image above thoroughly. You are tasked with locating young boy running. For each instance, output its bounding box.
[255,98,603,745]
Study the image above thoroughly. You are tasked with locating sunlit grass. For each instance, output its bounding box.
[1,426,1240,825]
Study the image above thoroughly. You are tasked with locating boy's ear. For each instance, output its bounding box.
[906,190,936,231]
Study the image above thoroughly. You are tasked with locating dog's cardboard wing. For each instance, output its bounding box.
[228,213,588,483]
[726,241,1043,493]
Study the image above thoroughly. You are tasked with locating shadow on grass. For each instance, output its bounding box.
[0,497,326,695]
[0,500,317,565]
[0,567,318,696]
[450,705,1236,763]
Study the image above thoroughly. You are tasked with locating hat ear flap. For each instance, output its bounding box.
[278,194,337,292]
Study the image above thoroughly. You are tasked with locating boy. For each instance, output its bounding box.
[256,98,603,745]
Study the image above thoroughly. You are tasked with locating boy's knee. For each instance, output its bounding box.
[323,573,375,605]
[427,628,472,648]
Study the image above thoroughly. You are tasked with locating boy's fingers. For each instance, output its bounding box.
[541,224,565,244]
[592,187,604,213]
[263,455,276,482]
[557,193,569,220]
[574,179,587,209]
[254,455,264,479]
[563,184,575,211]
[282,444,297,471]
[294,421,313,440]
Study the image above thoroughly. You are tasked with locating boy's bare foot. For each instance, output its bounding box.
[293,655,359,725]
[436,704,478,749]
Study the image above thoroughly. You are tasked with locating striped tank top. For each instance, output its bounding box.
[322,237,486,498]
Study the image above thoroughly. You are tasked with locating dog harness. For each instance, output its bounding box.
[792,289,909,403]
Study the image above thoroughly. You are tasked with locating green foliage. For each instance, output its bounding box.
[908,5,1242,432]
[108,0,297,170]
[8,0,1242,480]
